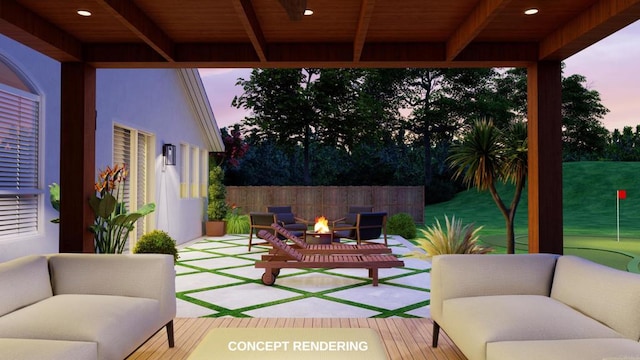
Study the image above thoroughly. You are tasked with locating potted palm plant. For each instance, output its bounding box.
[206,165,229,236]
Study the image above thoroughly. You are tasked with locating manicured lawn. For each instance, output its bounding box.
[422,162,640,272]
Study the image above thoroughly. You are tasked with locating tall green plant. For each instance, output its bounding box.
[448,119,527,254]
[89,164,155,253]
[207,165,228,221]
[406,215,491,260]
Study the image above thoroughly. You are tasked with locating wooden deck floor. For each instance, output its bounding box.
[128,317,467,360]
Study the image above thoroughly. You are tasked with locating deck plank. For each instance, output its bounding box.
[127,317,466,360]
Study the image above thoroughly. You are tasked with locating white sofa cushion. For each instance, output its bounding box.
[0,338,97,360]
[430,254,559,323]
[551,255,640,341]
[0,255,52,317]
[442,295,623,360]
[48,253,176,325]
[487,338,640,360]
[0,294,160,360]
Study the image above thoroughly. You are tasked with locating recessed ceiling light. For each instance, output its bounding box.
[524,8,539,15]
[77,9,92,17]
[304,9,314,16]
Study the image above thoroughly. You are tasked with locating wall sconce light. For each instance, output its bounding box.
[163,144,176,166]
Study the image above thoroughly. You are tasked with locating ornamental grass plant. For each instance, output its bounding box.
[224,205,250,234]
[406,215,492,260]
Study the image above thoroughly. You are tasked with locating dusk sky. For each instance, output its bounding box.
[199,20,640,132]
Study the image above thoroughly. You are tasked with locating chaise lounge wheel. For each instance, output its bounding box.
[272,268,280,276]
[262,272,276,286]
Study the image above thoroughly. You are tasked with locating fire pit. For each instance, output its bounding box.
[305,216,334,244]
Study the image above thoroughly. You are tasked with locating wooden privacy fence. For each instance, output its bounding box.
[226,186,424,224]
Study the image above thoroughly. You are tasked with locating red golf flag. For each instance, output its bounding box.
[618,190,627,199]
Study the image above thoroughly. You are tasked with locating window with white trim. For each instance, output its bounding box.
[191,146,200,198]
[179,145,208,199]
[0,84,40,239]
[200,149,208,197]
[180,143,190,198]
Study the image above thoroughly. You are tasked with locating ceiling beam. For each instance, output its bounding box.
[83,43,170,64]
[455,42,538,62]
[277,0,307,21]
[95,0,175,62]
[446,0,511,61]
[0,0,82,61]
[268,42,352,62]
[84,43,259,67]
[539,0,640,60]
[83,42,537,68]
[231,0,268,62]
[176,43,261,63]
[353,0,376,62]
[361,42,445,62]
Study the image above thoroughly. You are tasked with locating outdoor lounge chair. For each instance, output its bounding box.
[249,212,306,250]
[266,206,310,236]
[333,211,388,245]
[330,205,373,228]
[269,223,392,255]
[248,212,278,251]
[255,229,404,286]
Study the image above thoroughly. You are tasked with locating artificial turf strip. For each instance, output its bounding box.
[175,235,431,318]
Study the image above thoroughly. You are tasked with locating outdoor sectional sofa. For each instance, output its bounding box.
[0,253,176,360]
[431,253,640,360]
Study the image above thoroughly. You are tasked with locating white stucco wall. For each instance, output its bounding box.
[0,35,61,261]
[96,69,209,244]
[0,35,212,261]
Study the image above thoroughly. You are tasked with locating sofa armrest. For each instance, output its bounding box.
[47,253,176,321]
[430,254,559,323]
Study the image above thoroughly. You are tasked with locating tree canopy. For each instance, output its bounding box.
[224,66,620,205]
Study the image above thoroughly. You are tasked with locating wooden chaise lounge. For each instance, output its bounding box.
[255,230,404,286]
[269,223,392,255]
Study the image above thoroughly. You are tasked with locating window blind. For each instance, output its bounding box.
[113,125,131,211]
[114,125,152,249]
[0,87,40,238]
[136,132,147,239]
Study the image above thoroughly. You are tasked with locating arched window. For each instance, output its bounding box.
[0,58,40,239]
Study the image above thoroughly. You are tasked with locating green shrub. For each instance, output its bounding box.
[225,206,250,234]
[406,215,492,260]
[207,166,229,220]
[387,213,417,239]
[133,230,179,263]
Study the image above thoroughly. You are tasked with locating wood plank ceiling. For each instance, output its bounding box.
[0,0,639,69]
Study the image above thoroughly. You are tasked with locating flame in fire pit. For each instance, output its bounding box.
[314,216,330,233]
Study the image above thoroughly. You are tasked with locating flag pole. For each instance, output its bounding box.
[617,190,620,242]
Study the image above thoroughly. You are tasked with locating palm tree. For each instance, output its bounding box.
[448,119,528,254]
